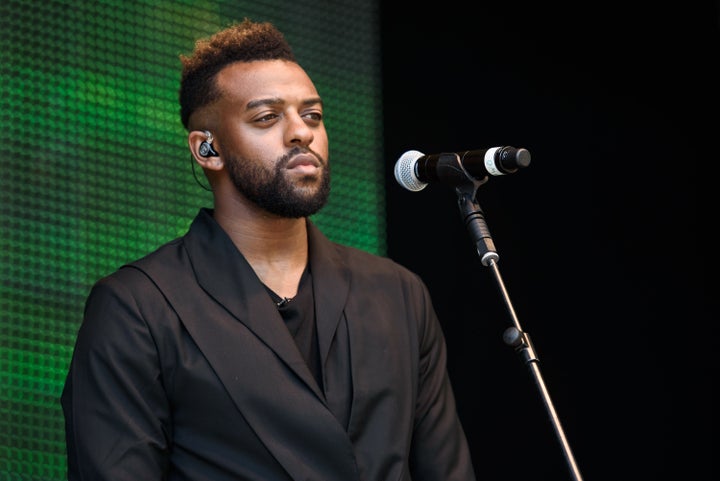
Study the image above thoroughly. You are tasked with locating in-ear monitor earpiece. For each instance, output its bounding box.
[199,130,218,157]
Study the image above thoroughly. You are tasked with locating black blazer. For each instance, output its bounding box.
[62,208,476,481]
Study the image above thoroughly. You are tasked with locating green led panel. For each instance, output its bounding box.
[0,1,383,478]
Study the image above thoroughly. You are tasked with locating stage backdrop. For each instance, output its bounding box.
[0,1,382,478]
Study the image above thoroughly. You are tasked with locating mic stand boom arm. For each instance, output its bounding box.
[453,171,584,481]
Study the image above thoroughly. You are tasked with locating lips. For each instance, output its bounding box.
[286,153,321,169]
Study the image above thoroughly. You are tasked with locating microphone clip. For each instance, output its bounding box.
[436,153,489,190]
[453,171,497,266]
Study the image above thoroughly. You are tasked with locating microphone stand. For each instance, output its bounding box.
[454,174,584,481]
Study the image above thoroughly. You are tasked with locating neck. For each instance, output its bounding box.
[212,200,309,299]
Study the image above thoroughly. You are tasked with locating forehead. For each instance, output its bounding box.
[215,60,319,106]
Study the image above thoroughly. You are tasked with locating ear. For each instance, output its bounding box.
[188,130,223,170]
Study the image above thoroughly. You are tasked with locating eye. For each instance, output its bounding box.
[302,111,323,124]
[255,113,279,123]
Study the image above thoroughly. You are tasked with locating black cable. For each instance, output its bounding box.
[189,154,212,191]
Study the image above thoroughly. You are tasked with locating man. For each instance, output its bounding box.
[61,19,477,481]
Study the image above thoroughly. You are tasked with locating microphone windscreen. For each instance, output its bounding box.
[394,150,427,192]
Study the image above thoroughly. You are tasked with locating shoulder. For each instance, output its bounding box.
[337,242,413,276]
[86,237,185,308]
[332,242,433,306]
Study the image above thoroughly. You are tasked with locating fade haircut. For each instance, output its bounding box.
[179,18,297,130]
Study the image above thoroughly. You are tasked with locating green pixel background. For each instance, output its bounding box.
[0,1,383,478]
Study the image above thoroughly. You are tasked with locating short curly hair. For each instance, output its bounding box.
[178,18,296,130]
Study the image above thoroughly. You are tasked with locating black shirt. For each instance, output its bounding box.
[264,267,322,389]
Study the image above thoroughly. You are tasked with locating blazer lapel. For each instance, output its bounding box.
[307,222,351,369]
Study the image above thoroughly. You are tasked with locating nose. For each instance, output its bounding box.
[284,111,314,146]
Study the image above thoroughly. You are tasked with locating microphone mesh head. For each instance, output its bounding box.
[394,150,427,191]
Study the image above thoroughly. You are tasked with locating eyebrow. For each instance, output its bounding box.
[245,96,323,110]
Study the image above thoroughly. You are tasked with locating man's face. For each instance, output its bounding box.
[211,60,330,218]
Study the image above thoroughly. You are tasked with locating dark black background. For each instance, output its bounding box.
[381,2,717,480]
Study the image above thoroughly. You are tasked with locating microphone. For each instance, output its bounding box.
[394,146,531,191]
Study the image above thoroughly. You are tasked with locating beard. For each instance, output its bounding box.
[225,146,330,218]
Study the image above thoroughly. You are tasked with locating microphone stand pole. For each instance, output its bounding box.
[454,176,584,481]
